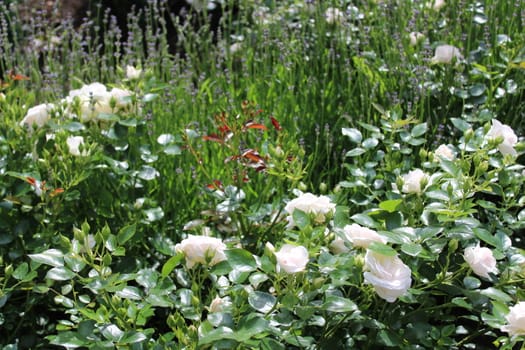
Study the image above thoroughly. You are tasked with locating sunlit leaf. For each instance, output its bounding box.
[248,291,276,314]
[29,249,64,267]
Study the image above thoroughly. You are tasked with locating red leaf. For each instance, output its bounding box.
[242,149,264,163]
[270,116,282,131]
[202,134,224,143]
[9,70,30,81]
[206,179,223,190]
[244,120,267,131]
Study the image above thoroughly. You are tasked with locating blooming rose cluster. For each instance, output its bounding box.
[284,192,336,228]
[175,234,227,268]
[20,82,135,128]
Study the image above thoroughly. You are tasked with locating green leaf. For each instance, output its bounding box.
[101,324,124,342]
[322,295,358,313]
[439,159,460,176]
[161,254,183,278]
[163,144,182,155]
[292,209,310,230]
[451,297,473,310]
[117,224,136,245]
[463,276,481,289]
[367,242,397,256]
[12,263,28,280]
[29,249,64,267]
[342,128,362,143]
[142,93,158,102]
[48,332,85,348]
[46,266,76,281]
[362,137,379,149]
[64,254,86,273]
[233,316,270,342]
[137,166,159,181]
[248,291,276,314]
[378,199,402,213]
[378,329,402,347]
[198,326,234,345]
[450,118,471,132]
[225,249,257,272]
[472,228,499,248]
[401,243,423,257]
[345,148,366,157]
[120,331,148,344]
[480,287,512,302]
[116,286,142,300]
[350,213,377,228]
[411,123,427,137]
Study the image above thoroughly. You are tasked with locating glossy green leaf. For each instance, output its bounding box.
[378,199,402,213]
[161,254,183,277]
[117,224,136,245]
[322,295,358,313]
[46,266,76,281]
[292,209,310,230]
[345,147,366,157]
[480,287,512,302]
[29,249,64,267]
[248,291,276,314]
[411,123,427,137]
[48,332,85,348]
[367,242,397,256]
[401,243,423,257]
[450,118,471,132]
[101,324,124,342]
[342,127,362,143]
[116,286,142,300]
[12,263,28,280]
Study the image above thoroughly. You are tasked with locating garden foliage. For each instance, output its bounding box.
[0,0,524,349]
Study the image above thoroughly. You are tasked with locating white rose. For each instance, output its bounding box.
[486,119,518,156]
[275,244,309,274]
[109,87,133,109]
[464,244,498,279]
[330,237,349,254]
[175,235,227,268]
[325,7,344,25]
[66,82,112,121]
[431,0,445,10]
[431,44,463,64]
[208,296,231,313]
[501,302,525,336]
[126,65,142,80]
[284,192,336,227]
[363,250,412,302]
[343,223,386,249]
[20,103,54,129]
[434,144,455,160]
[401,169,429,194]
[66,136,88,156]
[409,32,425,46]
